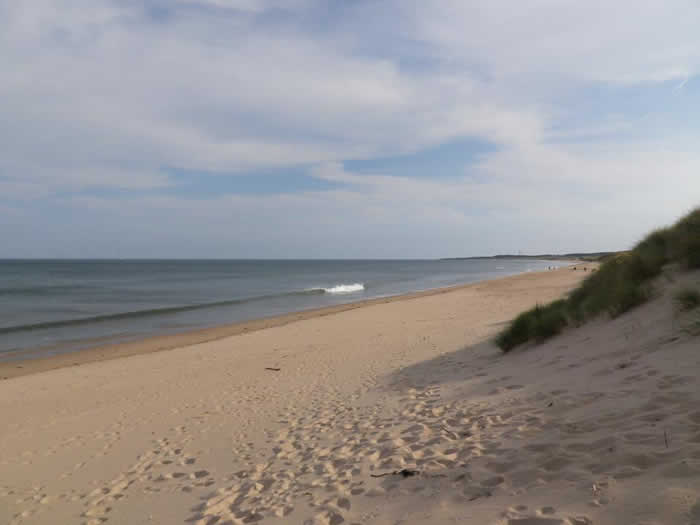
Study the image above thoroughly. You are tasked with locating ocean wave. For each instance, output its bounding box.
[0,284,92,296]
[0,300,248,335]
[0,284,366,335]
[323,283,365,294]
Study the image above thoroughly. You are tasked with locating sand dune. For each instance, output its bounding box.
[2,267,700,524]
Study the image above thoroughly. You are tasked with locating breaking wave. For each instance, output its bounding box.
[0,283,367,335]
[322,283,365,294]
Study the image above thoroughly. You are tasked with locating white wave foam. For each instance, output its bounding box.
[324,283,365,294]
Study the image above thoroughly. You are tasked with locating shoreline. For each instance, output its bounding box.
[3,262,617,525]
[0,266,578,380]
[4,261,699,524]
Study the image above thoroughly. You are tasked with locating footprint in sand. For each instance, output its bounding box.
[505,512,593,525]
[689,500,700,522]
[507,518,565,525]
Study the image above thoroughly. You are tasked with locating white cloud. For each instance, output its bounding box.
[173,0,312,12]
[1,0,699,256]
[25,144,695,258]
[398,0,700,85]
[1,0,547,190]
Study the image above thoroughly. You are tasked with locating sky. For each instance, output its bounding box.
[2,0,700,258]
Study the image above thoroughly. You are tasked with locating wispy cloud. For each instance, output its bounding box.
[1,0,699,257]
[673,76,689,93]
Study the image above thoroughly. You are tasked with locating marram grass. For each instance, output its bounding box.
[675,287,700,312]
[496,207,700,352]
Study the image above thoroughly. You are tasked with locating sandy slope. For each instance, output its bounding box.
[2,267,699,525]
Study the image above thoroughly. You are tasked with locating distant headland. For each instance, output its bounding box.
[441,252,618,262]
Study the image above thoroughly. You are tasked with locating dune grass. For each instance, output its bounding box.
[494,300,568,351]
[496,207,700,352]
[675,287,700,312]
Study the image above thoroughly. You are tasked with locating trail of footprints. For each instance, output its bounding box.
[188,384,571,524]
[74,432,223,525]
[503,504,592,525]
[5,358,700,524]
[187,365,700,524]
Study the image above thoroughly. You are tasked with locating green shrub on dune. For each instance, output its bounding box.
[635,228,671,274]
[496,207,700,352]
[672,209,700,269]
[494,309,535,351]
[566,252,654,321]
[532,300,569,339]
[495,300,568,352]
[675,287,700,312]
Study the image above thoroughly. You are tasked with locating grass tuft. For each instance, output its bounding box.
[672,209,700,269]
[495,206,700,352]
[675,287,700,312]
[496,300,568,352]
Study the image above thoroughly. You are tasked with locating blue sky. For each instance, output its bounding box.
[2,0,700,258]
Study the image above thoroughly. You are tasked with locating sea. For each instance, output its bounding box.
[0,259,566,361]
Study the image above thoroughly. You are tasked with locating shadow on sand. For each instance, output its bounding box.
[382,339,507,394]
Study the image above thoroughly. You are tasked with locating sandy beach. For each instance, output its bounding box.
[2,266,700,525]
